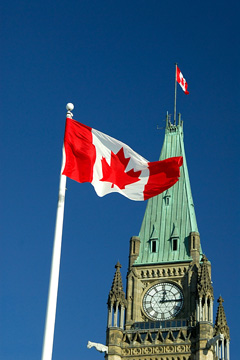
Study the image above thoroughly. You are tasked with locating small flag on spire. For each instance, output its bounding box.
[176,66,189,95]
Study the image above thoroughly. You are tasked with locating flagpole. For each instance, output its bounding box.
[41,103,74,360]
[174,63,177,125]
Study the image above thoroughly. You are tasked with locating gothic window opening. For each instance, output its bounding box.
[133,241,135,254]
[164,194,171,206]
[152,240,157,253]
[193,236,195,249]
[173,238,178,251]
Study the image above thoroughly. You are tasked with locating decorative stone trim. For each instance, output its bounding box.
[122,344,191,356]
[122,327,190,346]
[139,267,188,279]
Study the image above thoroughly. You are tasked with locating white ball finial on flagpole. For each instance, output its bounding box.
[66,103,74,119]
[66,103,74,111]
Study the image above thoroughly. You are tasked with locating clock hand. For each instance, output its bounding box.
[162,290,167,302]
[159,298,182,303]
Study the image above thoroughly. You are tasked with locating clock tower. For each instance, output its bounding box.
[105,115,230,360]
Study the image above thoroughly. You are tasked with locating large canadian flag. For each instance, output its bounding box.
[176,66,189,95]
[62,118,183,201]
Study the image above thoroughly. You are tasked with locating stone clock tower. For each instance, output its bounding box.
[105,116,230,360]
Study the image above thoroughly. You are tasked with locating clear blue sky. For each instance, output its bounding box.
[1,1,239,359]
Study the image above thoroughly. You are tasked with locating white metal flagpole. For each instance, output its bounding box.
[174,63,177,125]
[41,103,74,360]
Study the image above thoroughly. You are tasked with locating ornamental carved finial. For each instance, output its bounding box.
[214,296,230,339]
[115,261,122,269]
[197,254,213,298]
[108,261,127,307]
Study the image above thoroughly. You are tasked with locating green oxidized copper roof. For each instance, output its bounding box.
[134,117,200,265]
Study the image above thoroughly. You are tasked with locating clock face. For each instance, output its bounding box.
[142,282,183,321]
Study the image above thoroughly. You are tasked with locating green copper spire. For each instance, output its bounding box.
[135,115,200,265]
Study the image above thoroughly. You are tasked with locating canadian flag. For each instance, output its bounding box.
[176,66,189,95]
[62,118,183,201]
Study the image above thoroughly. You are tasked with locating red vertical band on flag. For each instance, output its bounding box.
[176,66,181,84]
[176,66,189,95]
[143,157,183,200]
[63,118,96,183]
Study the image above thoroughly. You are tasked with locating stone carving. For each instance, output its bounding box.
[197,255,213,297]
[122,348,131,356]
[139,266,187,279]
[176,344,186,352]
[206,333,224,349]
[214,296,230,339]
[87,341,108,354]
[165,345,174,353]
[121,344,191,356]
[108,262,127,307]
[122,328,190,345]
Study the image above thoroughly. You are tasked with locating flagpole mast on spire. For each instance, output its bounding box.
[41,103,74,360]
[174,63,177,125]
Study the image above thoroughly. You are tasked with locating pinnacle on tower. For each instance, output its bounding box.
[107,262,127,330]
[197,254,213,298]
[108,262,127,307]
[214,296,230,339]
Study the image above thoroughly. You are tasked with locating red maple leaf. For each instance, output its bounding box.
[100,147,141,189]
